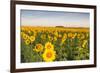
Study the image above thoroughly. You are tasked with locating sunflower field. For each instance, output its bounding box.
[21,26,90,63]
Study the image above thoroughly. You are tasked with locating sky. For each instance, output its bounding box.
[21,10,90,27]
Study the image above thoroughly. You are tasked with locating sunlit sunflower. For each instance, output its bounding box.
[86,33,89,38]
[25,39,31,45]
[29,36,35,43]
[58,34,62,38]
[68,32,73,38]
[33,31,37,36]
[80,33,85,39]
[48,35,53,41]
[45,42,54,50]
[28,30,32,35]
[42,49,56,62]
[77,33,81,39]
[41,34,46,40]
[54,31,58,37]
[82,40,88,48]
[53,36,57,41]
[33,44,43,52]
[48,35,51,39]
[21,32,29,40]
[63,33,67,39]
[61,38,66,45]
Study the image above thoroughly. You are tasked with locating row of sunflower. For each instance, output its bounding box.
[21,26,90,62]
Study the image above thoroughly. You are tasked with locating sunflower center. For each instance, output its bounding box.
[46,52,52,58]
[47,45,51,49]
[36,45,41,49]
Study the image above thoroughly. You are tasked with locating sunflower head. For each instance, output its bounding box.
[42,49,56,62]
[45,42,54,50]
[63,33,67,39]
[68,32,73,38]
[34,44,43,52]
[25,39,31,45]
[77,33,81,39]
[54,36,57,41]
[29,36,35,43]
[54,31,58,37]
[21,32,29,40]
[58,34,62,38]
[41,34,46,39]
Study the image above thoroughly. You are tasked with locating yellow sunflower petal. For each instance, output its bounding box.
[42,49,56,62]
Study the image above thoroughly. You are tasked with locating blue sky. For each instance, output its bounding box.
[21,10,90,27]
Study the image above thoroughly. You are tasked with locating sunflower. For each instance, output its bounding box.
[42,49,56,62]
[82,40,88,48]
[41,34,46,40]
[58,34,62,38]
[54,31,58,37]
[61,38,66,45]
[77,33,81,39]
[68,32,73,38]
[63,33,67,39]
[80,33,85,40]
[29,36,35,43]
[28,30,32,35]
[25,39,31,45]
[21,32,29,40]
[61,33,67,42]
[45,42,54,50]
[86,33,89,38]
[33,31,37,36]
[33,44,43,52]
[53,36,57,41]
[48,35,53,41]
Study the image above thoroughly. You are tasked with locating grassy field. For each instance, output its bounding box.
[21,26,90,63]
